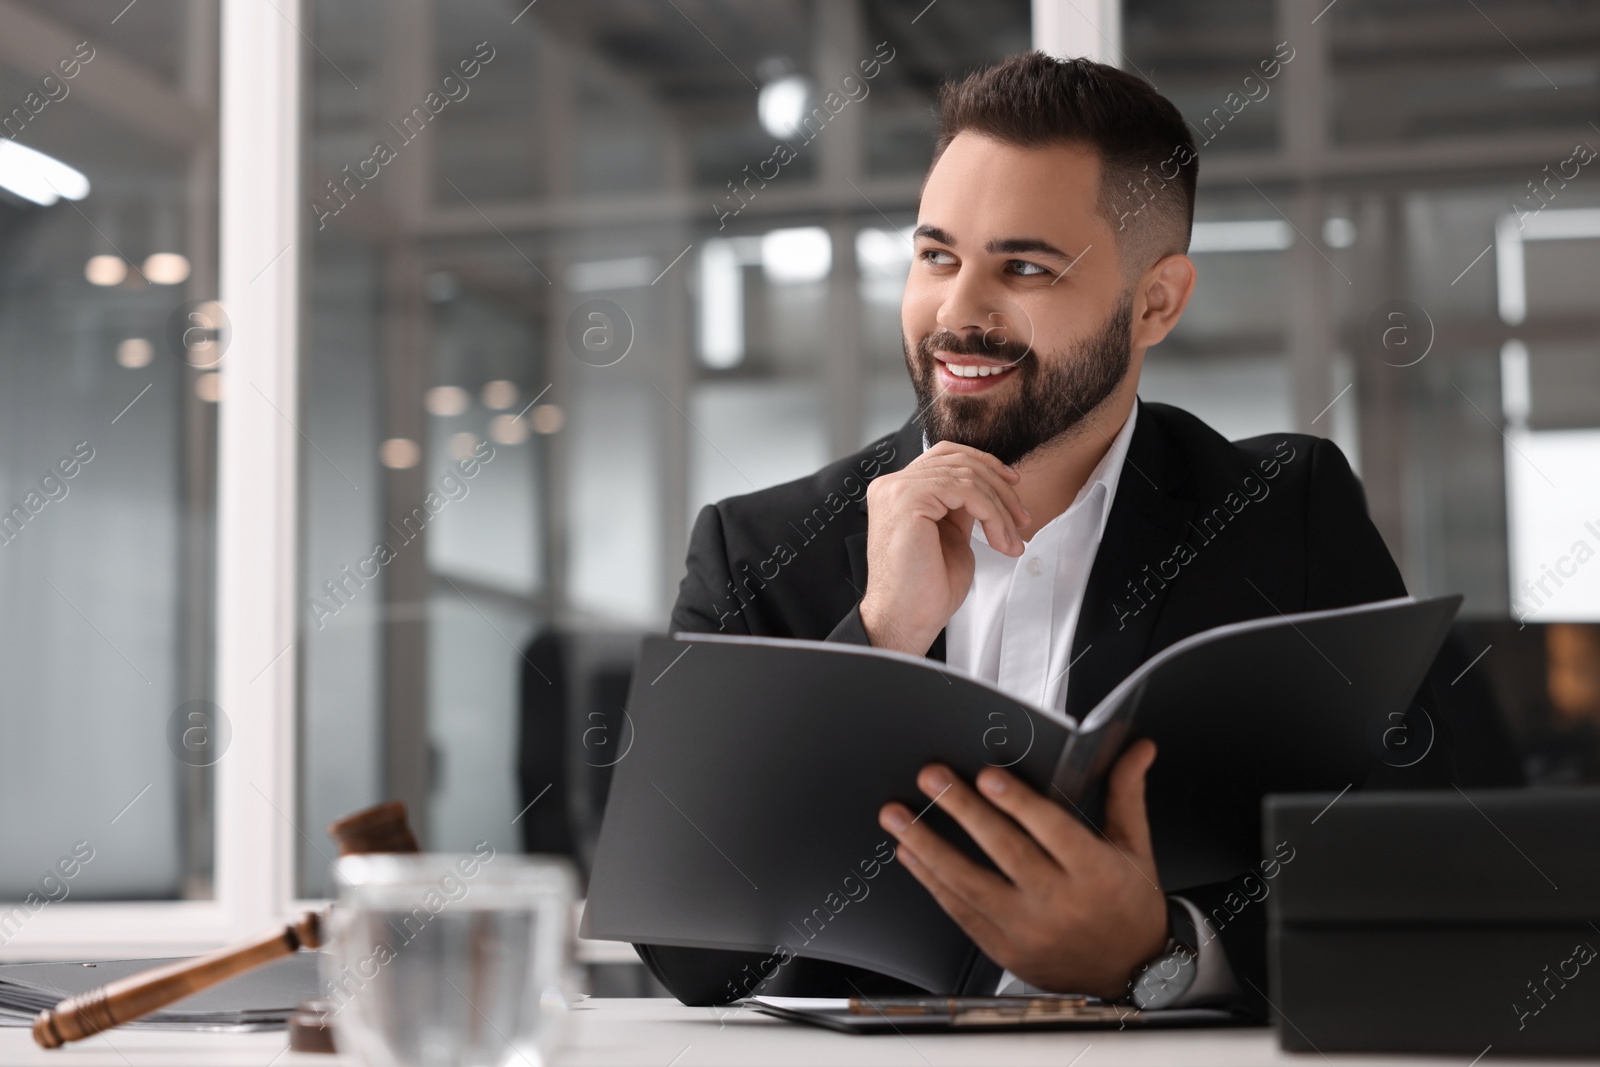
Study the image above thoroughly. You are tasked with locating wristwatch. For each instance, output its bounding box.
[1128,898,1199,1009]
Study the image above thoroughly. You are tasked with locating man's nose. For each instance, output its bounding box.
[934,263,1000,336]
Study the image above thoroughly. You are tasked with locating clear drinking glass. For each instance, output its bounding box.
[325,852,577,1067]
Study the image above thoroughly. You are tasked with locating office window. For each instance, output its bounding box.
[0,2,219,904]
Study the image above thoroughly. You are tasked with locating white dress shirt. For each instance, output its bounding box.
[942,403,1137,717]
[924,402,1237,1004]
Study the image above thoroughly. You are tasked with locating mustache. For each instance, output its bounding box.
[917,328,1034,365]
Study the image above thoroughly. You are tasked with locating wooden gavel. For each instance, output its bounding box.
[32,801,420,1050]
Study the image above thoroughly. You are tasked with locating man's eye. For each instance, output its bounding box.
[920,248,956,266]
[1008,259,1050,276]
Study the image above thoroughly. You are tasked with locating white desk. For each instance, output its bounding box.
[1,999,1587,1066]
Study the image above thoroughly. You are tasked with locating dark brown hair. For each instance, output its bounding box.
[932,51,1198,274]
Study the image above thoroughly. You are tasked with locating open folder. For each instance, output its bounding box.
[582,595,1461,995]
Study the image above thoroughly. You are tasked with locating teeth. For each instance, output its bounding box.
[947,362,1012,378]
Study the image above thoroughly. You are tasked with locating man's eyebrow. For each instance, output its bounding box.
[986,236,1074,261]
[912,225,1079,262]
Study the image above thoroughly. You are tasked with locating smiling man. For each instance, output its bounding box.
[635,52,1443,1013]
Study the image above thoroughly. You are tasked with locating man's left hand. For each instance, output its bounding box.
[877,740,1168,999]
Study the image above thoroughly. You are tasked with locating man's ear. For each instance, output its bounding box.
[1130,253,1197,351]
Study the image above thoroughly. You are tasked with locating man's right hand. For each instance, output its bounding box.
[857,441,1030,655]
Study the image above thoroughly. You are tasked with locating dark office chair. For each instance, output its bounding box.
[516,626,662,996]
[1417,626,1527,787]
[515,627,645,886]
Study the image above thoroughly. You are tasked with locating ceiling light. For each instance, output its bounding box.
[567,256,659,292]
[1188,220,1294,253]
[481,380,518,410]
[448,432,480,460]
[761,226,831,284]
[85,255,127,286]
[856,228,913,274]
[0,140,89,206]
[143,253,191,285]
[530,404,564,434]
[425,385,471,417]
[116,338,153,368]
[379,438,421,469]
[758,74,814,140]
[1322,218,1356,249]
[488,414,528,445]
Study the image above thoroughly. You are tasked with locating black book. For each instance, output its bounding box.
[581,594,1461,995]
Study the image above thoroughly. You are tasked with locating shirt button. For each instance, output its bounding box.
[1026,558,1044,577]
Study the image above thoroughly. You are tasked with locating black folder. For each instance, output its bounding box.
[582,595,1461,994]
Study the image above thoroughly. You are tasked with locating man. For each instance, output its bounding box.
[635,52,1453,1012]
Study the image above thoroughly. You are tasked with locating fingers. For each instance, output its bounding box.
[902,467,1027,554]
[1102,739,1158,860]
[925,480,1023,556]
[913,445,1030,528]
[891,842,1016,966]
[910,766,1059,888]
[921,440,1022,486]
[974,767,1101,870]
[878,799,1014,914]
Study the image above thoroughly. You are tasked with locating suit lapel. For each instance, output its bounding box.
[843,417,919,596]
[844,529,869,598]
[1065,404,1195,724]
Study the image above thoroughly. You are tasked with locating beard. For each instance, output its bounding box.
[904,293,1135,467]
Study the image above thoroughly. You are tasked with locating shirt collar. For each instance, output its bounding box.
[917,398,1139,545]
[1081,397,1138,543]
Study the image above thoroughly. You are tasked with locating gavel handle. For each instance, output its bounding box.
[32,911,324,1049]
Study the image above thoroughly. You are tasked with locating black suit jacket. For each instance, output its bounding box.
[635,400,1456,1010]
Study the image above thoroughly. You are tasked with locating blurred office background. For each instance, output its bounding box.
[1,0,1598,971]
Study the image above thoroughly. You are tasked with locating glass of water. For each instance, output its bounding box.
[325,850,578,1067]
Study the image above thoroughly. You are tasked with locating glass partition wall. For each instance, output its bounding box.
[1124,0,1600,617]
[294,0,1032,898]
[3,0,1596,962]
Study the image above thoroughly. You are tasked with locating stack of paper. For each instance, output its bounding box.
[0,953,322,1031]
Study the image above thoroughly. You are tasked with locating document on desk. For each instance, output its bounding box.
[0,954,321,1030]
[583,594,1461,995]
[747,995,1247,1033]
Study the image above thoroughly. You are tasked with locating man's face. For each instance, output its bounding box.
[902,132,1137,466]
